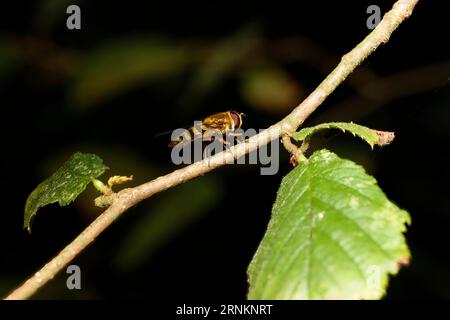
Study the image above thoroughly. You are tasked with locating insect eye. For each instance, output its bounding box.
[229,111,241,129]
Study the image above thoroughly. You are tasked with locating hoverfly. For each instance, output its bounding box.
[162,110,245,148]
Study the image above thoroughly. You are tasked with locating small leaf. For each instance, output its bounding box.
[24,152,108,232]
[248,149,410,299]
[108,175,133,188]
[292,122,394,148]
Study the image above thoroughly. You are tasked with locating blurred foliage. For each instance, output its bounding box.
[114,176,221,272]
[240,66,303,114]
[24,152,108,232]
[179,25,261,110]
[71,37,193,108]
[33,0,82,31]
[0,40,22,82]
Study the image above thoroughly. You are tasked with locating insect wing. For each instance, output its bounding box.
[202,112,230,132]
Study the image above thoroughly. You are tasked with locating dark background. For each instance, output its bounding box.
[0,0,449,299]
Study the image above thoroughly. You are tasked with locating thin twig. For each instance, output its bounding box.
[5,0,419,300]
[313,59,450,124]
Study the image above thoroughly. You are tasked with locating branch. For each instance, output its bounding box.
[313,59,450,124]
[5,0,419,300]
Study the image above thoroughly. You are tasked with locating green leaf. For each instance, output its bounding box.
[292,122,394,148]
[24,152,108,232]
[248,149,410,300]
